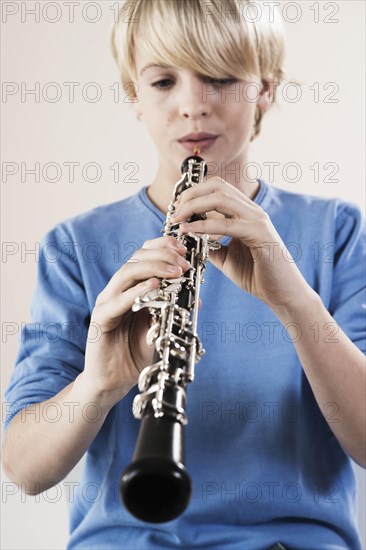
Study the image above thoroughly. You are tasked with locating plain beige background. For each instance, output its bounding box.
[1,1,365,548]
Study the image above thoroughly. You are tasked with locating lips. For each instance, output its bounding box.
[178,132,219,153]
[178,132,218,142]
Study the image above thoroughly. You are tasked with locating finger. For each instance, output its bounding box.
[102,248,191,298]
[122,257,190,293]
[178,217,263,243]
[92,277,159,330]
[95,279,203,332]
[175,177,254,206]
[128,245,188,265]
[170,193,243,224]
[140,235,187,253]
[123,247,191,289]
[126,236,187,264]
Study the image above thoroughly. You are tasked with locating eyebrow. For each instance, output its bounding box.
[140,64,173,77]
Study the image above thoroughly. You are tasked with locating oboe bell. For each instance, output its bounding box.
[119,154,220,523]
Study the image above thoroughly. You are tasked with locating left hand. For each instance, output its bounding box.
[170,177,314,311]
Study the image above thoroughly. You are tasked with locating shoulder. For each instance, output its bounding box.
[265,181,364,231]
[332,198,365,258]
[266,181,338,210]
[41,191,143,244]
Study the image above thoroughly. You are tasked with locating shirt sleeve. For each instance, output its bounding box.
[3,224,91,432]
[328,200,366,355]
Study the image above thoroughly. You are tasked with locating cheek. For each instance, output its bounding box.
[145,118,164,141]
[138,94,162,120]
[141,92,174,120]
[222,99,256,135]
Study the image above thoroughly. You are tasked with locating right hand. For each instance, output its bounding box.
[83,236,192,410]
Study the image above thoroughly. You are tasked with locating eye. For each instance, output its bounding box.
[204,78,238,86]
[151,79,174,91]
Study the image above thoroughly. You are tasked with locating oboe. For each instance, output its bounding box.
[119,154,221,523]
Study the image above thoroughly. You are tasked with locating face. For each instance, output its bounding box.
[132,45,269,180]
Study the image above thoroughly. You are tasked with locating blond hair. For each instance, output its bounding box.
[110,0,289,141]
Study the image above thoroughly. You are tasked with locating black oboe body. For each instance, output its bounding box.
[119,155,221,523]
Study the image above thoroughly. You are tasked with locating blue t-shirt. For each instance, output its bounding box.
[3,179,365,549]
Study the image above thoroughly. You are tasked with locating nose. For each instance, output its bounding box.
[178,76,210,120]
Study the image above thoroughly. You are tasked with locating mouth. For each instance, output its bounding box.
[178,133,219,153]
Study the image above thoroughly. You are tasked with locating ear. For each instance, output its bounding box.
[126,80,141,118]
[131,101,141,119]
[257,80,274,114]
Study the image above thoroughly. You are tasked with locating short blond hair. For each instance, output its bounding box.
[110,0,289,141]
